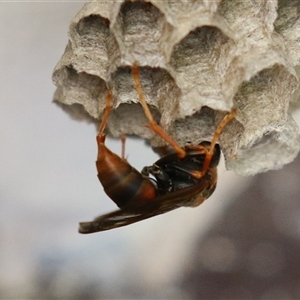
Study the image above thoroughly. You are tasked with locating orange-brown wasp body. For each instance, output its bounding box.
[79,65,236,233]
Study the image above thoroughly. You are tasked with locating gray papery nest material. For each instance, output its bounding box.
[52,0,300,176]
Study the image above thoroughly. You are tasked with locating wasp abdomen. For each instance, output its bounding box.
[96,142,156,208]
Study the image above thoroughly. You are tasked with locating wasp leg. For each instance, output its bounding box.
[132,63,186,159]
[120,133,126,160]
[97,90,112,144]
[189,109,237,179]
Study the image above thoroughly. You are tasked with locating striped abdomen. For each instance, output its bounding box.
[96,141,156,208]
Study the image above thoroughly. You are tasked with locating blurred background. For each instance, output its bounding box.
[1,2,300,299]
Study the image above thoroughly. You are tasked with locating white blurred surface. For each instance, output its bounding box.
[0,2,251,298]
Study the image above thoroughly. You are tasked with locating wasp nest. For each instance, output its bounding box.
[52,0,300,176]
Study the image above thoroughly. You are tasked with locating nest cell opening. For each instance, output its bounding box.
[110,65,180,124]
[71,15,110,57]
[233,64,293,148]
[169,106,217,147]
[56,66,107,118]
[72,14,121,77]
[169,26,233,114]
[65,66,105,98]
[107,102,161,140]
[113,1,167,63]
[75,15,110,46]
[107,65,181,146]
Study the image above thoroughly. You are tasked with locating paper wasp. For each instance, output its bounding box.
[79,64,236,233]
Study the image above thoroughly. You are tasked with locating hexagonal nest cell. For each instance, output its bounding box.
[52,0,300,176]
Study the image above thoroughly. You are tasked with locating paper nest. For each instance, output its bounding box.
[52,0,300,176]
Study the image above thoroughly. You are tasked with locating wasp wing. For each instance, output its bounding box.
[79,177,213,233]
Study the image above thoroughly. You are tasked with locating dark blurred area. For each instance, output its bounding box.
[180,153,300,299]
